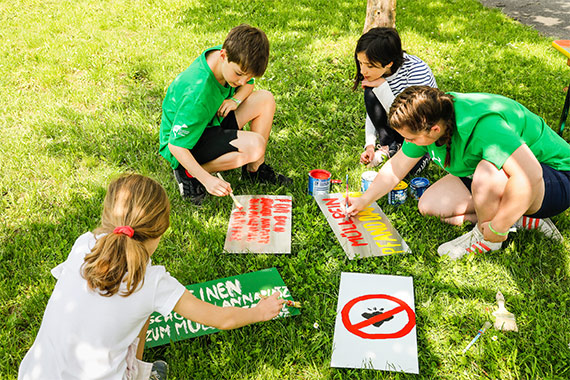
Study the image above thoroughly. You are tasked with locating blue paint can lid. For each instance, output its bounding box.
[410,177,429,187]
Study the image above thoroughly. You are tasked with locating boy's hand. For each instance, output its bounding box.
[217,99,239,118]
[203,174,232,197]
[360,145,375,164]
[256,292,285,321]
[361,77,386,88]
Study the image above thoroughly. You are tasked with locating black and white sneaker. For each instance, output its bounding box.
[241,163,292,185]
[149,360,168,380]
[410,153,430,176]
[387,141,402,158]
[173,167,207,205]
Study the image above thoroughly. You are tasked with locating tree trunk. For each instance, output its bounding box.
[363,0,396,33]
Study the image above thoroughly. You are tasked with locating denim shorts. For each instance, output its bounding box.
[460,163,570,218]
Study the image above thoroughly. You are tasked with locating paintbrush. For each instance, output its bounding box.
[284,299,302,308]
[259,294,301,308]
[345,174,349,219]
[462,321,492,354]
[216,173,243,210]
[493,291,518,332]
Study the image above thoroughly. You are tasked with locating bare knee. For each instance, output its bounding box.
[472,161,505,202]
[417,185,441,217]
[255,89,275,109]
[242,133,265,163]
[418,195,437,217]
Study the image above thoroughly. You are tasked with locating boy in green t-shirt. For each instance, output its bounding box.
[159,24,291,204]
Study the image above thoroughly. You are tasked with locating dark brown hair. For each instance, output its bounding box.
[353,27,405,90]
[82,174,170,297]
[223,24,269,77]
[389,86,456,167]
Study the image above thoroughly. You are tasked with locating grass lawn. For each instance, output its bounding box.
[2,0,570,378]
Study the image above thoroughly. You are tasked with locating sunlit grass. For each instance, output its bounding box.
[1,0,570,378]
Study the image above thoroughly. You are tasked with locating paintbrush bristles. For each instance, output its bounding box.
[493,291,518,332]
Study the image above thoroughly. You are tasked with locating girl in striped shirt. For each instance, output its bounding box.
[354,27,437,172]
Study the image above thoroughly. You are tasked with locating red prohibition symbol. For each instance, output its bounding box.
[341,294,416,339]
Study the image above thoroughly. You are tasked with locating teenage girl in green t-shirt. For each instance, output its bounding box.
[347,86,570,260]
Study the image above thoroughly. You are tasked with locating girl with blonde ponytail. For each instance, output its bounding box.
[19,174,284,380]
[347,86,570,260]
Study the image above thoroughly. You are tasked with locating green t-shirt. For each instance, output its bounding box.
[402,92,570,177]
[159,45,254,169]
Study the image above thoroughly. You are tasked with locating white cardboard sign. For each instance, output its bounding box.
[331,272,418,374]
[223,195,292,254]
[314,192,411,259]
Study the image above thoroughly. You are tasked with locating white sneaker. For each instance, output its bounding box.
[437,226,503,260]
[514,216,563,242]
[368,148,389,168]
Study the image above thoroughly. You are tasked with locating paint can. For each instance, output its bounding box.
[388,181,408,205]
[361,171,377,192]
[308,169,331,195]
[410,177,430,199]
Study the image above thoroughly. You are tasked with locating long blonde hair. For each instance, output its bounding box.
[82,174,170,297]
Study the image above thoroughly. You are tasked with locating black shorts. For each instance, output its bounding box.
[460,163,570,218]
[189,111,239,165]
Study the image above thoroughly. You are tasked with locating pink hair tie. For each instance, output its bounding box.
[113,226,134,238]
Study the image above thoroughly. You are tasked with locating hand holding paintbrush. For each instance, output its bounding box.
[216,173,243,210]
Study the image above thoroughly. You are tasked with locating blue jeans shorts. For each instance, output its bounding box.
[460,163,570,218]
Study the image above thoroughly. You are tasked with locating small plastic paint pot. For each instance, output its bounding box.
[388,181,408,205]
[410,177,430,199]
[308,169,331,195]
[361,171,378,192]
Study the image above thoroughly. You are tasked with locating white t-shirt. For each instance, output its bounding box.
[18,232,186,380]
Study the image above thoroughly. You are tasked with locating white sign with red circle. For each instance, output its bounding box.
[330,273,419,374]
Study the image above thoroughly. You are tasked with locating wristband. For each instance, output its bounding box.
[230,96,241,105]
[488,221,509,236]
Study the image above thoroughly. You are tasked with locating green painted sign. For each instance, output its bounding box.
[145,267,300,348]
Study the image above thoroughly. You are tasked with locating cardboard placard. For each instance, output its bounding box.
[331,272,418,374]
[224,195,292,254]
[314,192,411,259]
[145,268,299,348]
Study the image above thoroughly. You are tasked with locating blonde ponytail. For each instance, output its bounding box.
[82,174,170,297]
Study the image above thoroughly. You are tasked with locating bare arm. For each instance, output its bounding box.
[168,143,231,196]
[173,289,284,330]
[481,144,543,240]
[218,83,254,118]
[347,149,421,216]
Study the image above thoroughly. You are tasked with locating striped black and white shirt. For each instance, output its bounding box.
[365,53,438,147]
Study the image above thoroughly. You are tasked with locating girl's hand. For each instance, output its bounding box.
[203,174,231,197]
[217,98,239,117]
[256,292,285,321]
[360,146,375,164]
[345,196,368,217]
[480,221,509,243]
[361,77,386,88]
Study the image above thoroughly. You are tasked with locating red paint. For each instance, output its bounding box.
[228,197,291,245]
[309,169,331,180]
[341,294,416,339]
[323,198,367,246]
